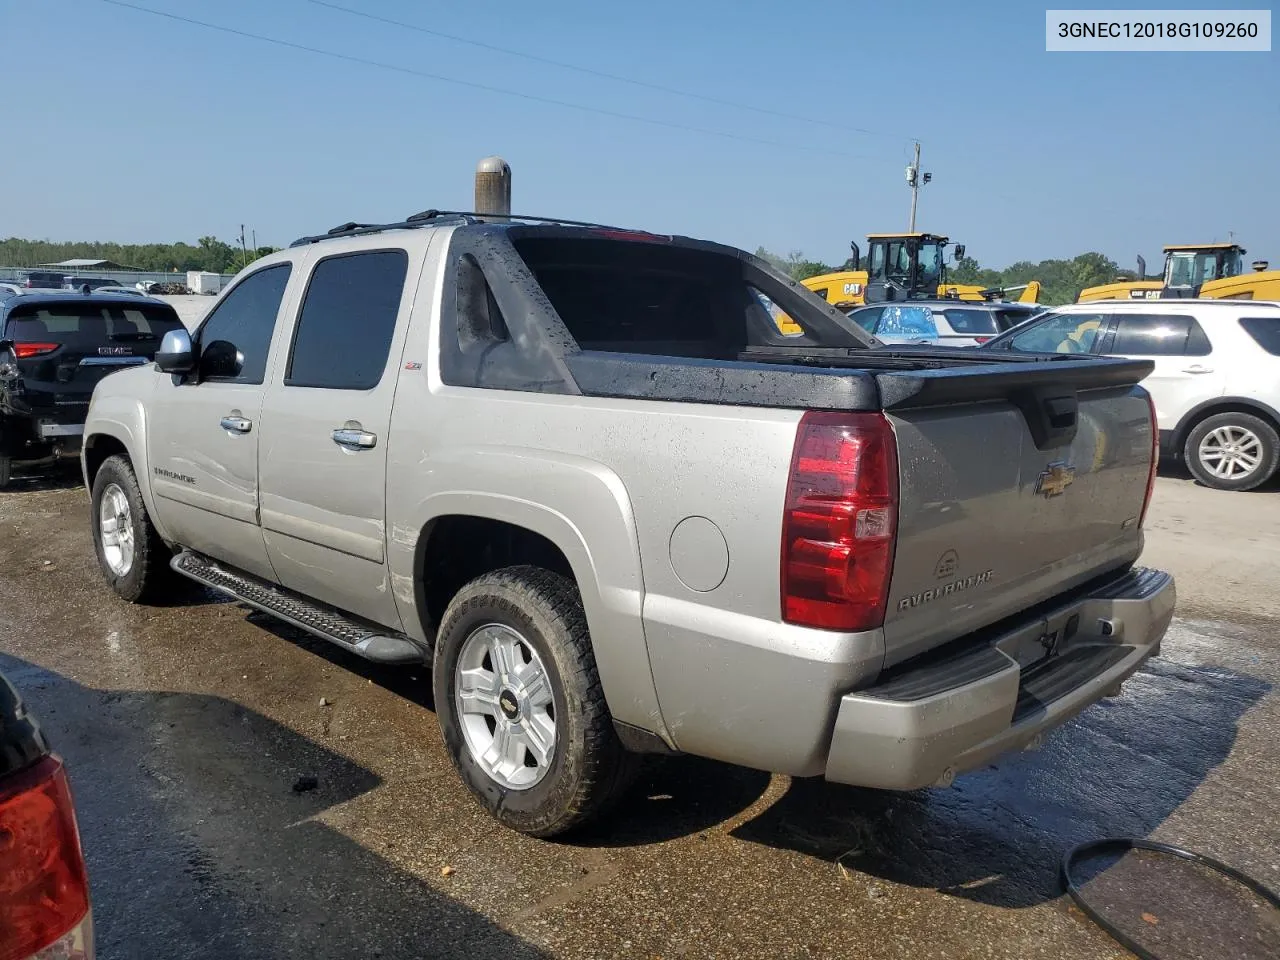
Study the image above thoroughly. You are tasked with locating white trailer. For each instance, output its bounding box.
[186,271,223,295]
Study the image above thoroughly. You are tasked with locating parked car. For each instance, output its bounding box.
[0,291,185,486]
[0,282,24,299]
[21,271,66,290]
[62,278,123,294]
[846,299,1042,347]
[0,668,94,959]
[90,286,147,298]
[83,214,1172,837]
[984,299,1280,491]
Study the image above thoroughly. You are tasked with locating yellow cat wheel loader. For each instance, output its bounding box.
[1077,242,1278,302]
[801,233,1041,309]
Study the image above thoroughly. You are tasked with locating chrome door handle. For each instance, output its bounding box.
[1182,365,1214,374]
[220,415,252,434]
[332,428,377,450]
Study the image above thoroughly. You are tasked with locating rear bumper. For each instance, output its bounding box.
[824,566,1175,789]
[37,421,84,439]
[2,413,83,459]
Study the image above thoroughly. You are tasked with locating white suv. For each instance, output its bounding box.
[987,299,1280,491]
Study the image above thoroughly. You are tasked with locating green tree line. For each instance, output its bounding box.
[0,236,278,275]
[5,233,1125,302]
[756,245,1128,305]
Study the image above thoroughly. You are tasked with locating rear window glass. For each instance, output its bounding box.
[993,308,1037,331]
[513,237,761,356]
[5,303,183,343]
[877,305,939,338]
[939,308,998,335]
[521,245,730,344]
[1239,317,1280,355]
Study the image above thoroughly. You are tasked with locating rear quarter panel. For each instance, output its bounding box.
[385,244,823,741]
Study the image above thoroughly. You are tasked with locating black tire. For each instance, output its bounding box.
[1183,412,1280,492]
[433,566,638,838]
[90,454,176,603]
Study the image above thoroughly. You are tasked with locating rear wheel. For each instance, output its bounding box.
[1184,412,1280,492]
[90,455,176,602]
[433,566,638,837]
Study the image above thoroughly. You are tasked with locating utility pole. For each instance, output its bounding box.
[905,140,932,232]
[238,224,248,271]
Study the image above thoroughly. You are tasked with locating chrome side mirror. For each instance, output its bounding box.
[156,328,195,374]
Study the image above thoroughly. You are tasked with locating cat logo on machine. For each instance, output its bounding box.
[842,282,863,296]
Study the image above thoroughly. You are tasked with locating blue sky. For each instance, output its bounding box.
[3,0,1277,267]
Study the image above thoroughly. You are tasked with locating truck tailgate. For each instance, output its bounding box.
[878,360,1155,666]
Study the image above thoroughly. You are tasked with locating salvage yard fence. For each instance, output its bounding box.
[0,266,238,287]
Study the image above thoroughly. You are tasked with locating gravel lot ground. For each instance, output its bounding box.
[1,469,1277,960]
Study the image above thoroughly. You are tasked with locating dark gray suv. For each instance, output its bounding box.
[0,291,184,486]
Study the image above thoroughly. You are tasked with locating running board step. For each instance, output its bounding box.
[171,550,425,665]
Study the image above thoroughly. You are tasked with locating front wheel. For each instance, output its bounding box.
[433,566,638,837]
[1184,413,1280,492]
[90,455,176,602]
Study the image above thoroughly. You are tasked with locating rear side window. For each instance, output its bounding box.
[4,303,183,344]
[940,308,997,335]
[197,263,292,383]
[1239,317,1280,355]
[1109,313,1211,356]
[287,250,409,390]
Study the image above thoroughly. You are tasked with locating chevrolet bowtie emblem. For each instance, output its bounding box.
[1036,462,1076,498]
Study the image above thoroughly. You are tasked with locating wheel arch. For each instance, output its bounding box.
[82,398,173,542]
[1170,396,1280,457]
[387,447,669,744]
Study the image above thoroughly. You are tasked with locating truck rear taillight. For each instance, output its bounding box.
[12,343,59,360]
[0,756,93,960]
[973,336,992,344]
[781,412,899,631]
[1140,390,1159,527]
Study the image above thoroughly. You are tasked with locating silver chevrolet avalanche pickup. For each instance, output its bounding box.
[82,212,1175,837]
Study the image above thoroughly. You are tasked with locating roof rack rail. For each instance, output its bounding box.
[290,210,639,247]
[291,212,474,247]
